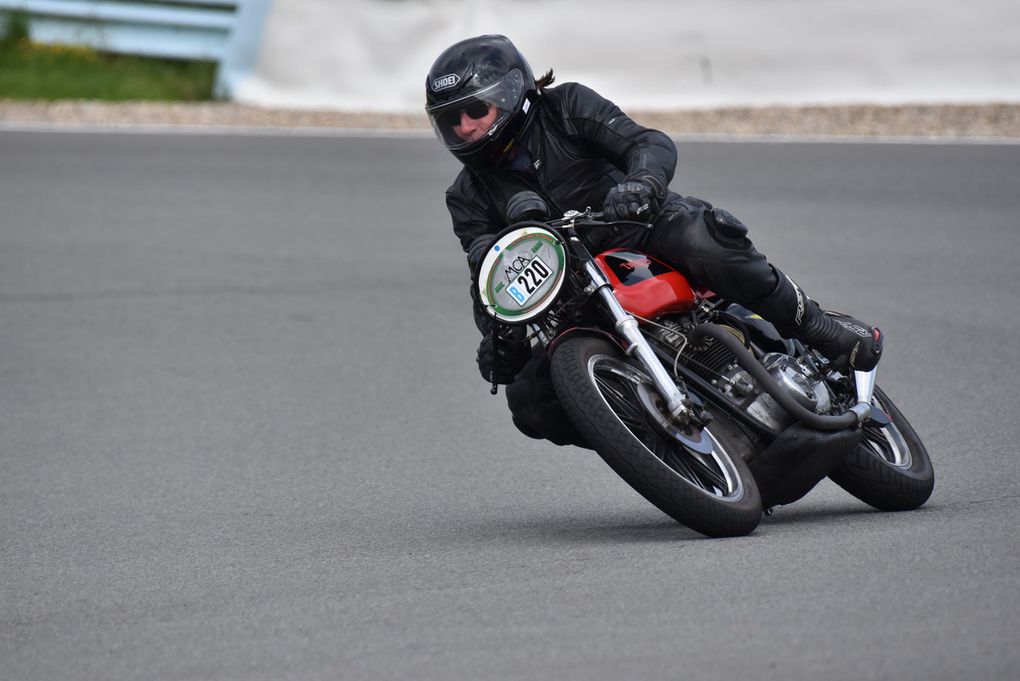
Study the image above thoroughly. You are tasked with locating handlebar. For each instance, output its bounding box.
[544,204,654,230]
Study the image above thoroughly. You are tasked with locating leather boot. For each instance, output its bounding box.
[749,269,883,371]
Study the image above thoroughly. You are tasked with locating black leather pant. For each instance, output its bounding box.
[644,197,778,304]
[505,351,590,449]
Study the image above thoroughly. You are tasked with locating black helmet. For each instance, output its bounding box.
[425,35,539,171]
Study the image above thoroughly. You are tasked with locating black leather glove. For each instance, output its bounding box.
[477,329,531,384]
[603,175,665,221]
[467,234,496,271]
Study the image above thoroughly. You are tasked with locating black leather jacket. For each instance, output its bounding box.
[445,82,680,267]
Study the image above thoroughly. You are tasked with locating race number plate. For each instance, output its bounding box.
[506,255,552,305]
[477,226,567,324]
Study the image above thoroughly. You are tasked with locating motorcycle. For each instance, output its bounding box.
[474,191,934,537]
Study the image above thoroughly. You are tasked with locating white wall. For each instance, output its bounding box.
[233,0,1020,111]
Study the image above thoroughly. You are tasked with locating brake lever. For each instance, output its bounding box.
[573,217,654,230]
[489,323,499,395]
[553,205,654,230]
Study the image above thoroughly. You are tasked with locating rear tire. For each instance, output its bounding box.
[550,335,762,537]
[828,386,934,511]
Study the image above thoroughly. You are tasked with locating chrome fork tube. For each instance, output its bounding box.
[584,261,693,421]
[850,368,877,424]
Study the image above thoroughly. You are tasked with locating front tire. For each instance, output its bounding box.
[550,335,763,537]
[828,386,934,511]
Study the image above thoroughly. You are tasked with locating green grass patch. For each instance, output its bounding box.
[0,14,217,101]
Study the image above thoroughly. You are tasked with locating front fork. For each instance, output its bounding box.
[583,261,697,423]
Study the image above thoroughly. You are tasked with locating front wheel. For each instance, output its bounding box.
[828,386,934,511]
[550,335,762,537]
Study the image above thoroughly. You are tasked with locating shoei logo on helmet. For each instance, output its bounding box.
[432,73,460,91]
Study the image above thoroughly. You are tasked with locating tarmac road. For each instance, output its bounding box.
[2,130,1019,681]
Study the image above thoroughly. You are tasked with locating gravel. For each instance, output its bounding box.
[2,100,1018,138]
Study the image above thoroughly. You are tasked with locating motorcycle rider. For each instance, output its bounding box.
[426,35,883,446]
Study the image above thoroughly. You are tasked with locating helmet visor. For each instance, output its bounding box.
[426,69,526,151]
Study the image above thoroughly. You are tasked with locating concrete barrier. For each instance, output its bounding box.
[233,0,1020,112]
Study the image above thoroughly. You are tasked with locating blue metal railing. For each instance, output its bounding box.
[0,0,273,97]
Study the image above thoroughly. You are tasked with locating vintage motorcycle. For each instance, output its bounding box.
[474,192,934,537]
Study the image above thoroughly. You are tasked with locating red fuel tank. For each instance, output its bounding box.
[595,249,698,318]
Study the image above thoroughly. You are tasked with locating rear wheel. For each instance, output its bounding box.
[828,386,934,511]
[550,335,762,537]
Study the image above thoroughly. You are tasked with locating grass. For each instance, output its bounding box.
[0,12,217,101]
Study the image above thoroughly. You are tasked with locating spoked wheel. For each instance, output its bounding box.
[550,335,762,537]
[828,386,934,511]
[592,357,740,498]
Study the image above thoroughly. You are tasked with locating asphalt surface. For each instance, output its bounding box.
[2,130,1019,681]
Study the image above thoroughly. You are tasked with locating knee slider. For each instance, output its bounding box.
[708,208,749,243]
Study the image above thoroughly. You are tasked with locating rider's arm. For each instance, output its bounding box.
[448,187,533,381]
[555,82,676,197]
[447,174,499,258]
[445,179,504,334]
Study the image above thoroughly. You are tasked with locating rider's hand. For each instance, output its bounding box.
[603,175,664,221]
[467,234,497,271]
[477,331,531,384]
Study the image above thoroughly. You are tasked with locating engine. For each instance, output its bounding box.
[715,353,832,431]
[648,321,832,432]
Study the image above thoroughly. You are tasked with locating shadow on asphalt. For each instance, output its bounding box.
[761,502,940,527]
[439,502,942,547]
[441,513,709,545]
